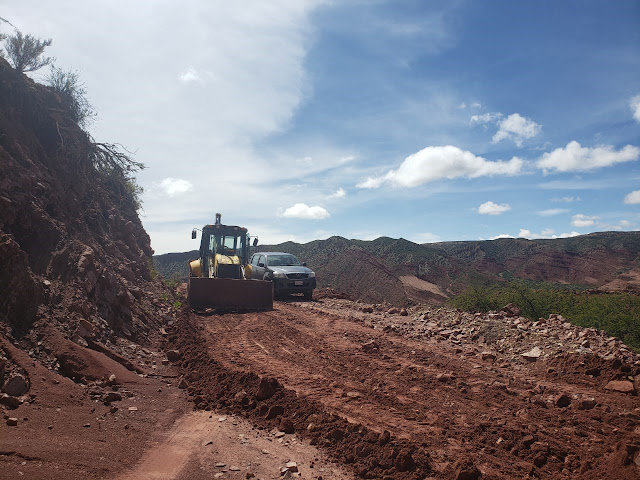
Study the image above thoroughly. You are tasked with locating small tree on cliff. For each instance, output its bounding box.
[46,66,96,128]
[4,30,54,72]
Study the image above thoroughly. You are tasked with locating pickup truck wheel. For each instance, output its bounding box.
[304,289,312,300]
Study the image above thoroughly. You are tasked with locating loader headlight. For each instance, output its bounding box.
[309,272,316,278]
[272,271,286,278]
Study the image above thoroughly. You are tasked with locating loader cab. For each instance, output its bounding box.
[199,224,249,264]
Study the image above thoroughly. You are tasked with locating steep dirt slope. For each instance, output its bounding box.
[0,56,186,478]
[0,57,158,340]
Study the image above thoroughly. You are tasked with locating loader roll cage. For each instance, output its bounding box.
[197,224,249,278]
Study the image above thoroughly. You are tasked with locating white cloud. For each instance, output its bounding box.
[281,203,330,220]
[478,201,511,215]
[537,141,640,173]
[329,188,346,198]
[490,234,515,240]
[356,176,387,189]
[619,220,631,228]
[470,102,482,109]
[356,145,523,189]
[571,214,597,227]
[411,232,441,243]
[492,113,541,146]
[470,112,502,124]
[551,196,580,203]
[624,189,640,204]
[159,177,193,196]
[555,231,580,238]
[537,208,569,216]
[517,228,580,239]
[631,95,640,122]
[179,67,204,84]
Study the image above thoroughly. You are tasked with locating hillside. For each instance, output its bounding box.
[154,231,640,305]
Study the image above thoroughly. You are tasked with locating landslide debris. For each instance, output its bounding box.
[313,297,640,369]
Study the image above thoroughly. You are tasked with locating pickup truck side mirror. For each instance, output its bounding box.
[302,262,307,267]
[258,262,265,268]
[253,237,259,247]
[191,229,197,239]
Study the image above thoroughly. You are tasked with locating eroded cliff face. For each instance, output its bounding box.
[0,56,163,343]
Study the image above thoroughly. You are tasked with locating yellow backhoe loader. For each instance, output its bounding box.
[187,213,273,310]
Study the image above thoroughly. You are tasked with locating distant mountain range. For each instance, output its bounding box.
[153,231,640,306]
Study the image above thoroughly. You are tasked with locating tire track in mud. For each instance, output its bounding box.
[168,309,432,480]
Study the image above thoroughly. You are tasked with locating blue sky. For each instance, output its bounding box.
[3,0,640,253]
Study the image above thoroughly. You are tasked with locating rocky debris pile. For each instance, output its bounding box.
[310,299,640,368]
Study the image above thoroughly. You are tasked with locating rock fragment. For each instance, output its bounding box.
[256,377,279,401]
[2,373,29,397]
[521,347,542,362]
[604,380,637,395]
[481,351,496,361]
[454,458,481,480]
[578,398,597,410]
[555,394,571,408]
[501,303,521,317]
[166,350,181,362]
[361,340,380,353]
[265,405,284,419]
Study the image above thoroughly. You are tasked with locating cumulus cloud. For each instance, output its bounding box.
[281,203,330,220]
[356,145,523,189]
[624,189,640,204]
[571,214,597,227]
[631,95,640,122]
[478,201,511,215]
[329,188,346,199]
[159,177,193,196]
[490,234,515,240]
[179,67,204,84]
[537,141,640,173]
[492,113,542,146]
[537,208,569,216]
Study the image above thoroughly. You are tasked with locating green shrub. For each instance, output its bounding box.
[449,282,640,352]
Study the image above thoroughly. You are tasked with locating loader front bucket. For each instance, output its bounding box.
[187,277,273,311]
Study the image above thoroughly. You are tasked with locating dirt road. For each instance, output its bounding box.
[171,297,640,479]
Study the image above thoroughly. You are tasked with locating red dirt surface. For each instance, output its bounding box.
[168,297,640,479]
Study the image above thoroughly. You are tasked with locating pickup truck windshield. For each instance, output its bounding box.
[267,255,301,266]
